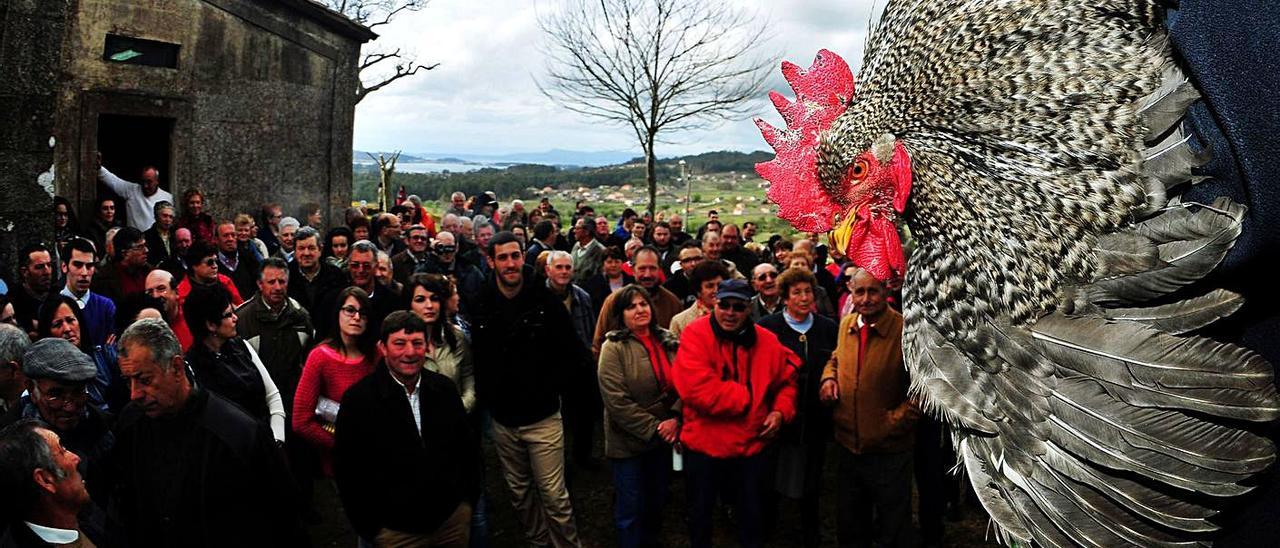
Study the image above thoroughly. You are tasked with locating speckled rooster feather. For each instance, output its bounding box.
[799,0,1280,546]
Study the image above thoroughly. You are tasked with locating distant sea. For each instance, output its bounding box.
[354,161,498,173]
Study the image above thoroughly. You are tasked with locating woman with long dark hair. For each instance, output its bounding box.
[183,284,286,442]
[598,284,682,548]
[53,196,82,248]
[405,273,475,410]
[322,226,354,270]
[292,286,377,475]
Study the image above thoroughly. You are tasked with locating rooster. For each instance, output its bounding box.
[756,1,1279,546]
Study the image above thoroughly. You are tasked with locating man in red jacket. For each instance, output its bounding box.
[673,278,799,548]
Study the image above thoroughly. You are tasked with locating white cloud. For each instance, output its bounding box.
[352,0,876,157]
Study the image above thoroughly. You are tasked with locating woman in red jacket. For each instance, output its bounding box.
[292,287,378,476]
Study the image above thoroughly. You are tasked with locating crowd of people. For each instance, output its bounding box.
[0,165,962,548]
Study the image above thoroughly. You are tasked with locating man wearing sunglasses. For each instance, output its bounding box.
[417,231,483,314]
[392,224,431,286]
[750,263,783,321]
[176,240,244,306]
[672,278,799,548]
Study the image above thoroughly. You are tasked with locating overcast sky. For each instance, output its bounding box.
[351,0,877,158]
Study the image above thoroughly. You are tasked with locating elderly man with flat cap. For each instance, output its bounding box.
[0,337,115,545]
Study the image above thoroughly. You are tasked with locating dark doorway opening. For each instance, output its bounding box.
[95,114,173,203]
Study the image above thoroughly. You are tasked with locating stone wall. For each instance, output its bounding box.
[0,0,75,277]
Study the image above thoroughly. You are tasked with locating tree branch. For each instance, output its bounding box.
[538,0,779,214]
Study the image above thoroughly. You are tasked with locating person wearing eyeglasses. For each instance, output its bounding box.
[91,226,152,303]
[392,224,432,286]
[661,242,704,307]
[176,240,244,307]
[293,286,377,478]
[750,263,782,322]
[346,240,406,341]
[182,284,286,445]
[0,337,114,545]
[671,278,799,548]
[416,231,484,315]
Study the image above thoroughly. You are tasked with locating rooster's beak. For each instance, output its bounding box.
[829,203,865,259]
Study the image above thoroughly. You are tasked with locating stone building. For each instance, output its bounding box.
[1,0,373,273]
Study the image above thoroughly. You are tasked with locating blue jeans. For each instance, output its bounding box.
[685,449,772,548]
[611,448,671,548]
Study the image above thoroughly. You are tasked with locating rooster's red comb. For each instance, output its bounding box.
[755,49,855,233]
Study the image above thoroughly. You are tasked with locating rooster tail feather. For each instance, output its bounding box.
[1103,288,1245,334]
[1139,64,1201,143]
[1143,126,1211,193]
[1087,198,1243,305]
[1030,313,1280,421]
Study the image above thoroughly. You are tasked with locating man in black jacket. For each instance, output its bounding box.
[109,318,304,548]
[288,227,345,339]
[470,232,585,547]
[216,222,261,301]
[334,311,479,545]
[347,240,404,341]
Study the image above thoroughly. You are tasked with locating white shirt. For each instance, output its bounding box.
[391,372,423,436]
[60,286,90,309]
[25,521,80,544]
[97,166,174,231]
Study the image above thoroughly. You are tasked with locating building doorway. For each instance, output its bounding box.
[95,113,173,196]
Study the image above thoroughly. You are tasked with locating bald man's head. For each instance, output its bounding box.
[849,268,888,321]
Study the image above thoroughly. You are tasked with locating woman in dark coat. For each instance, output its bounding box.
[182,284,285,443]
[757,267,839,548]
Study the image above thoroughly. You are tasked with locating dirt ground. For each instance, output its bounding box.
[306,423,999,548]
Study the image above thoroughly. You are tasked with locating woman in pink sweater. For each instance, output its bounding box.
[292,286,378,475]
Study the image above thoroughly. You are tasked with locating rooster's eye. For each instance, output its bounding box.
[849,159,869,181]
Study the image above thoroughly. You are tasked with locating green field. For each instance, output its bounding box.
[354,150,809,240]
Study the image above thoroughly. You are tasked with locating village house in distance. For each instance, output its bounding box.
[0,0,374,270]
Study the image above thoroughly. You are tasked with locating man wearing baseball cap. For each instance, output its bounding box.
[672,278,800,548]
[0,337,115,544]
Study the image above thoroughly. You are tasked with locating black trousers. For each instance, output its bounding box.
[836,448,913,548]
[914,417,956,546]
[685,450,772,548]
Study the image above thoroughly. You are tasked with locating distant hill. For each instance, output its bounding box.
[353,148,773,170]
[353,149,638,168]
[351,148,776,207]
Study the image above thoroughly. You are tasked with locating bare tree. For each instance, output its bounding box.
[538,0,776,215]
[367,151,401,211]
[324,0,440,103]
